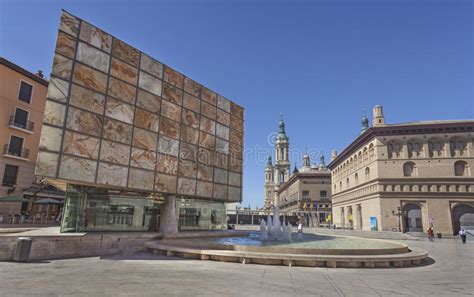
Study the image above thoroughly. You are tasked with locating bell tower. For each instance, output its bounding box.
[372,105,385,127]
[263,155,274,209]
[274,113,291,186]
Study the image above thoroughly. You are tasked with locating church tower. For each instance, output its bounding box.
[274,113,291,186]
[372,105,385,127]
[263,155,274,209]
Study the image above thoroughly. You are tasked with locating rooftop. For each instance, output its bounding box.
[0,57,48,87]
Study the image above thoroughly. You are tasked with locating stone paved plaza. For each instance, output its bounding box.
[0,237,473,296]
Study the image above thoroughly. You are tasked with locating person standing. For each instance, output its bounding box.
[427,227,434,242]
[297,221,303,234]
[459,229,467,244]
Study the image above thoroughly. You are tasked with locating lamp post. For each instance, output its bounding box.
[392,206,402,232]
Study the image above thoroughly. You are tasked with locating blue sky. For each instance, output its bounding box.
[1,0,472,208]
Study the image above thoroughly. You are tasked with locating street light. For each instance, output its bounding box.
[392,206,402,232]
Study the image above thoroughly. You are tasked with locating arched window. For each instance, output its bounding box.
[369,144,375,161]
[428,140,444,157]
[339,181,342,189]
[450,138,467,157]
[454,161,467,176]
[346,177,350,188]
[355,173,359,185]
[403,162,415,177]
[387,140,402,159]
[407,140,422,158]
[365,167,370,181]
[334,184,337,192]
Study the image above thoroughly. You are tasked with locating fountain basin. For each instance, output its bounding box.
[145,231,430,268]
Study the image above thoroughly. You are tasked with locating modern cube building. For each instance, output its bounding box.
[36,11,244,232]
[328,106,474,235]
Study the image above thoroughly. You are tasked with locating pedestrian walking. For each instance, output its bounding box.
[459,229,467,244]
[427,227,434,242]
[297,221,303,234]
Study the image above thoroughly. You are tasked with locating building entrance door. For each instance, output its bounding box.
[403,204,423,232]
[452,204,474,235]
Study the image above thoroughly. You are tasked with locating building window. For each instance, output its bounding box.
[428,141,443,157]
[18,81,33,103]
[346,177,350,188]
[403,162,415,177]
[365,167,370,181]
[2,165,18,187]
[12,108,29,129]
[302,191,310,199]
[320,191,327,199]
[407,141,422,158]
[454,161,467,176]
[7,135,24,156]
[450,138,467,157]
[355,173,359,185]
[387,141,401,159]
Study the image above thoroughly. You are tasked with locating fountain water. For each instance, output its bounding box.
[260,207,292,242]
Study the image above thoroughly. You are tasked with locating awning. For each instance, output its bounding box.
[34,198,63,205]
[0,195,29,203]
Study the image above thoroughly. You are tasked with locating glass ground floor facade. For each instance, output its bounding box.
[60,184,226,233]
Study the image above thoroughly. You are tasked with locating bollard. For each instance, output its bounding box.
[13,237,32,262]
[437,233,442,239]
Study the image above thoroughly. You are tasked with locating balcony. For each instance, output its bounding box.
[3,143,29,160]
[9,115,34,133]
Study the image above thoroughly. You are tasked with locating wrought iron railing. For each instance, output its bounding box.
[9,115,34,131]
[3,143,29,159]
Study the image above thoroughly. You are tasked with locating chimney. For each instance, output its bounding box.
[35,70,44,78]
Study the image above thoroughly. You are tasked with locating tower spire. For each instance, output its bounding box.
[360,109,369,135]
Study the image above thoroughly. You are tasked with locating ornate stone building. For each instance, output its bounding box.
[263,115,332,225]
[328,105,474,235]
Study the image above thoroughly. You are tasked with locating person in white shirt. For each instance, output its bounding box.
[459,229,467,244]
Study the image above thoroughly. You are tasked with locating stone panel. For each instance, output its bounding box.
[128,168,154,191]
[100,140,130,165]
[52,54,73,80]
[229,155,243,173]
[35,151,59,178]
[213,184,227,200]
[110,58,138,86]
[197,148,214,166]
[183,93,200,111]
[217,95,231,113]
[200,117,215,135]
[231,115,244,132]
[214,152,229,169]
[60,11,79,36]
[97,162,128,187]
[178,159,197,178]
[105,97,134,124]
[217,109,230,126]
[139,71,162,96]
[140,53,163,79]
[228,172,241,187]
[59,155,97,183]
[39,125,63,152]
[163,67,184,88]
[201,87,217,106]
[154,174,177,193]
[159,117,180,140]
[155,154,178,175]
[228,186,241,201]
[63,130,100,159]
[201,101,216,120]
[79,21,112,53]
[177,177,196,195]
[180,125,199,145]
[56,31,76,59]
[157,136,179,157]
[130,148,156,170]
[215,138,229,154]
[133,128,158,151]
[76,42,110,72]
[230,129,243,146]
[136,89,160,113]
[135,108,159,132]
[47,77,69,103]
[162,83,183,105]
[216,123,230,140]
[214,168,228,184]
[199,132,215,150]
[184,77,201,97]
[70,84,105,114]
[66,107,103,137]
[182,109,199,129]
[161,100,181,122]
[107,77,136,105]
[112,39,140,67]
[229,142,242,160]
[196,181,213,197]
[197,164,213,181]
[103,118,132,144]
[43,100,66,127]
[73,62,107,93]
[179,142,197,162]
[231,102,244,119]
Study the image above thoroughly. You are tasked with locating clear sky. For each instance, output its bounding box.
[1,0,472,208]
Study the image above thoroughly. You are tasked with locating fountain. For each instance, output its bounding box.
[260,207,292,242]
